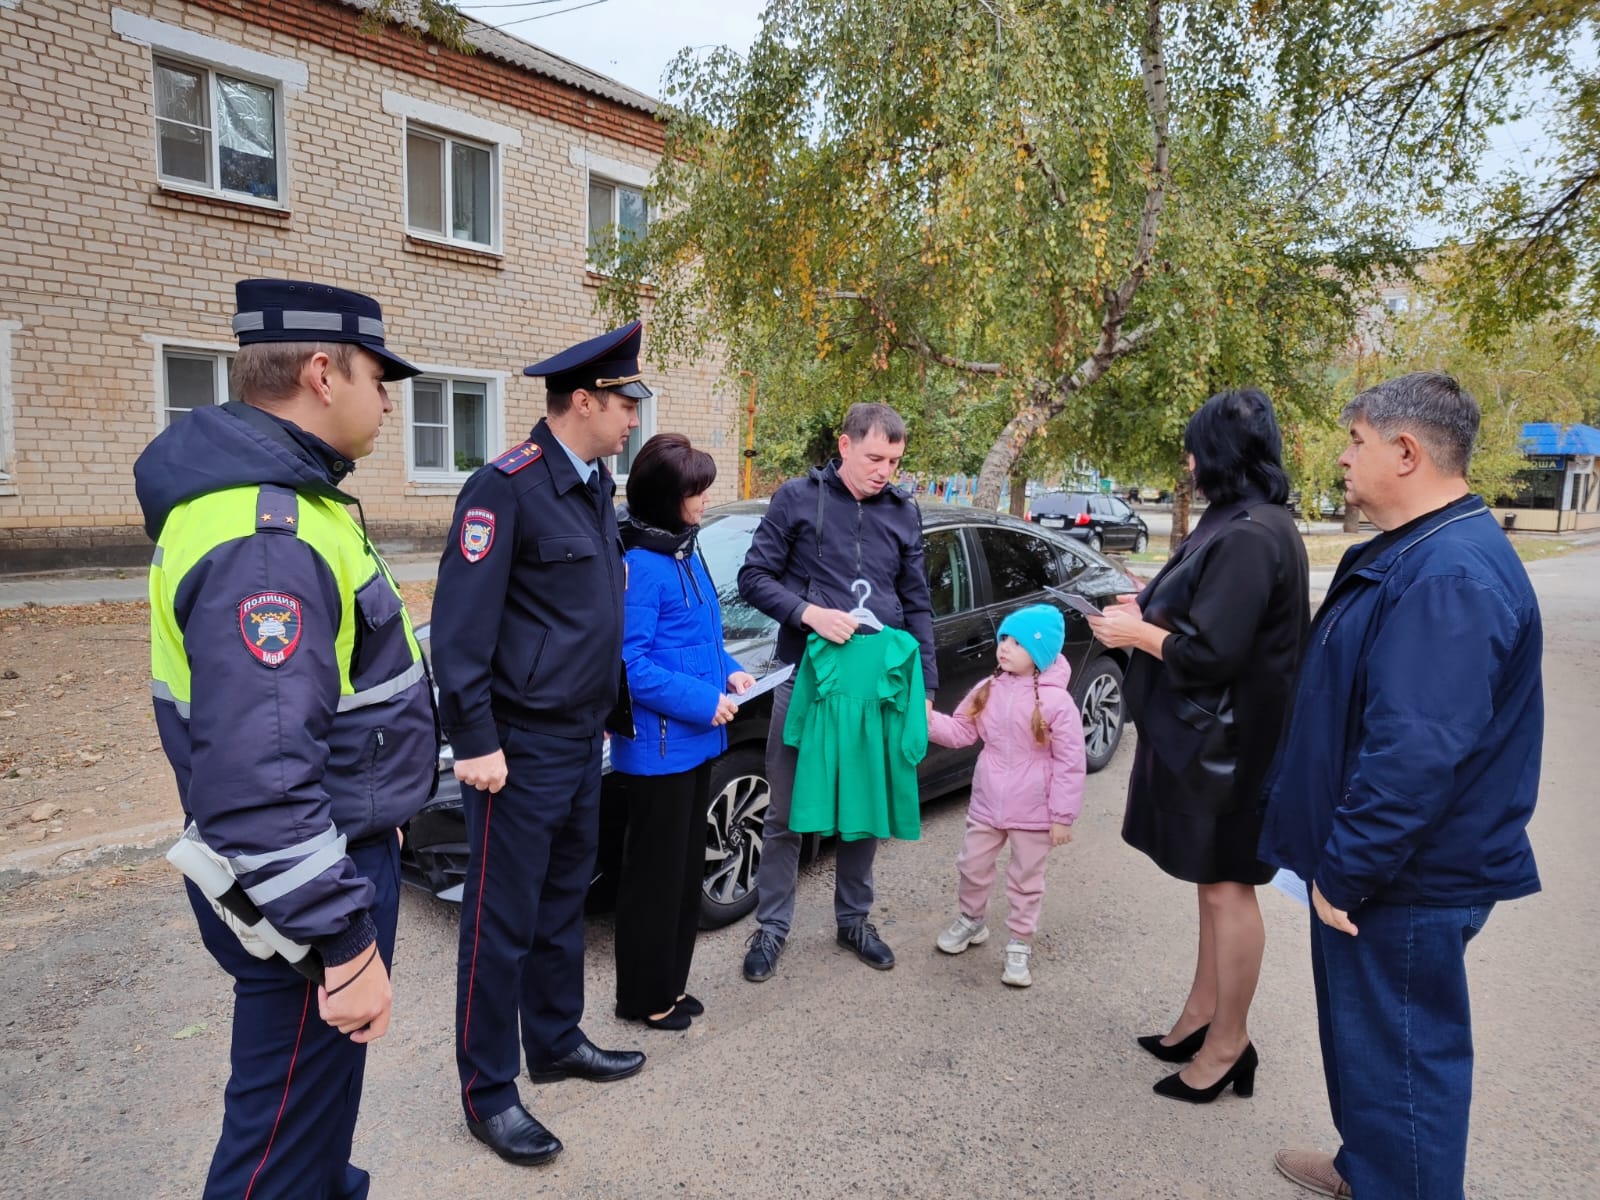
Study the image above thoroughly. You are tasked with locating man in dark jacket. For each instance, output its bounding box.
[737,402,937,982]
[432,323,647,1167]
[134,279,438,1199]
[1261,372,1542,1200]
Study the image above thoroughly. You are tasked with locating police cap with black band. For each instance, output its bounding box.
[232,278,421,382]
[523,320,655,399]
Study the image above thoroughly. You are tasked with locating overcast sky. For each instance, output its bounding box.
[458,0,765,98]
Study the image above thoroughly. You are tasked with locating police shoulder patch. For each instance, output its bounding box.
[491,441,543,475]
[460,507,496,563]
[239,592,303,668]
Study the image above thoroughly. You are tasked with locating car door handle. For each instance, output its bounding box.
[957,638,990,660]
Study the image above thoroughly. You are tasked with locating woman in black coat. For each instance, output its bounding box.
[1088,388,1309,1104]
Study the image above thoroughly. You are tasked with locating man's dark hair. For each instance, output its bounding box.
[840,402,907,444]
[1183,387,1291,505]
[625,433,718,530]
[1340,371,1479,477]
[546,387,627,417]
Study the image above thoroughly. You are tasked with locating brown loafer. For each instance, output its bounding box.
[1274,1149,1353,1198]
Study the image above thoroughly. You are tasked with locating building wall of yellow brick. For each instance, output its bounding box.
[0,0,735,567]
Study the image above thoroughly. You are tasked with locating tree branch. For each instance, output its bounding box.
[824,291,1007,375]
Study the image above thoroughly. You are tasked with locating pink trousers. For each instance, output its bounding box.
[955,818,1054,938]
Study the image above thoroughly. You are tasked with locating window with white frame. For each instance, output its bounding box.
[406,125,496,248]
[153,56,283,202]
[410,374,496,478]
[587,176,649,271]
[163,348,236,426]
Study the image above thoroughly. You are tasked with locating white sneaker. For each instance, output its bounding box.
[936,914,990,954]
[1001,940,1033,987]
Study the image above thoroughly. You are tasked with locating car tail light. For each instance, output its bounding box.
[1075,512,1091,526]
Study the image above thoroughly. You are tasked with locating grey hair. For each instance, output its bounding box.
[1340,371,1479,477]
[840,402,907,444]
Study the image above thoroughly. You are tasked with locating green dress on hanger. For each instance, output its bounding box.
[783,628,929,841]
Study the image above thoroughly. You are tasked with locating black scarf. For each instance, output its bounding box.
[618,509,699,559]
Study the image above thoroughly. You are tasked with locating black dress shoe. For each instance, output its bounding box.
[528,1038,646,1083]
[837,921,895,969]
[466,1104,563,1165]
[742,929,785,982]
[1136,1023,1211,1063]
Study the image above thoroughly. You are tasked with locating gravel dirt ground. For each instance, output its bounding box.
[0,556,1594,1198]
[0,584,434,869]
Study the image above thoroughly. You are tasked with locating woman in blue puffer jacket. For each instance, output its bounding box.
[611,434,754,1030]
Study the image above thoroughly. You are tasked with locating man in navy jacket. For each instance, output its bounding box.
[737,402,937,981]
[1261,372,1542,1200]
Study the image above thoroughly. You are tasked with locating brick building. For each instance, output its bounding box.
[0,0,734,569]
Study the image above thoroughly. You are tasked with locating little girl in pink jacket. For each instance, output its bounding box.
[927,604,1086,987]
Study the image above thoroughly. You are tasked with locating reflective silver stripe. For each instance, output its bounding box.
[242,836,349,907]
[336,660,425,712]
[151,678,190,719]
[232,312,266,333]
[282,310,344,332]
[356,316,384,338]
[151,545,164,567]
[232,823,340,873]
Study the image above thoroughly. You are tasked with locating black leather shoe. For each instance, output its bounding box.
[742,928,785,982]
[528,1038,646,1084]
[466,1104,563,1165]
[837,921,895,969]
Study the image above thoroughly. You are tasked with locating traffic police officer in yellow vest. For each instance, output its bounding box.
[134,279,438,1200]
[433,322,649,1166]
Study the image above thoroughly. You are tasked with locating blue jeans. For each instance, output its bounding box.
[1310,901,1494,1200]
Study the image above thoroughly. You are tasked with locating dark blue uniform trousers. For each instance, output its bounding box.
[187,836,401,1200]
[455,723,602,1122]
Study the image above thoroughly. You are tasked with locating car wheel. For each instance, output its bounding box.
[1133,530,1148,554]
[701,746,769,928]
[1073,656,1126,773]
[1087,531,1103,553]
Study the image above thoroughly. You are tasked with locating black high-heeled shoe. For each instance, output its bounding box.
[1136,1023,1210,1063]
[1153,1043,1257,1103]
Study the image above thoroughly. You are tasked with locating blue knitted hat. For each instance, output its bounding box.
[997,604,1065,672]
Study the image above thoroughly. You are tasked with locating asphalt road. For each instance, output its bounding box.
[2,550,1596,1199]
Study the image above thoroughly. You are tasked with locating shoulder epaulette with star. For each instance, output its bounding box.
[491,441,543,475]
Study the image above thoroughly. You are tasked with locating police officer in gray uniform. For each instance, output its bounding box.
[432,322,650,1166]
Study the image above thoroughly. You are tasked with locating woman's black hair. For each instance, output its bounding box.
[1183,388,1291,505]
[624,433,718,530]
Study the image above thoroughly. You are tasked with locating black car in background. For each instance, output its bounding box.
[1026,490,1149,554]
[404,500,1138,928]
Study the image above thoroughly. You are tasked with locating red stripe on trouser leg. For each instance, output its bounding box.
[460,789,494,1122]
[243,982,311,1200]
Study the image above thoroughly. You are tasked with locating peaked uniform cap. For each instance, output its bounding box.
[232,278,420,382]
[523,320,654,399]
[997,604,1066,672]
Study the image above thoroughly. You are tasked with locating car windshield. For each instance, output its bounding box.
[697,513,776,639]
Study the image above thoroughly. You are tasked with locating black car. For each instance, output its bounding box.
[1026,491,1149,554]
[403,500,1137,928]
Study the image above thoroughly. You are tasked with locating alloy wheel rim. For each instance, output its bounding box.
[704,773,768,905]
[1081,672,1122,758]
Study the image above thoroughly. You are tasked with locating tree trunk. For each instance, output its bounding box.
[1008,468,1028,517]
[1170,456,1193,551]
[1343,504,1362,533]
[970,0,1170,510]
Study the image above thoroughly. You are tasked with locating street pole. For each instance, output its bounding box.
[737,370,757,500]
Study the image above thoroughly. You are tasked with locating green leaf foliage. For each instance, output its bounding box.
[597,1,1401,503]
